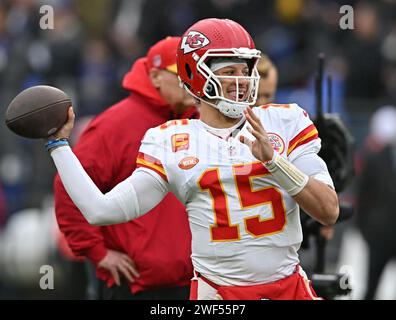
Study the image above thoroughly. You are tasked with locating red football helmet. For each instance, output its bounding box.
[177,18,261,118]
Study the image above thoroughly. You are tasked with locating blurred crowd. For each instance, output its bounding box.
[0,0,396,299]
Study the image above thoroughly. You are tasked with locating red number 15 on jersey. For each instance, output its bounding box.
[198,162,287,242]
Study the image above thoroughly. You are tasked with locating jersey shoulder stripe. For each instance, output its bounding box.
[136,152,168,182]
[287,124,318,156]
[259,103,291,110]
[143,119,194,146]
[159,119,190,130]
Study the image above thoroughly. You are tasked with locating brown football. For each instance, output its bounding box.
[5,85,71,139]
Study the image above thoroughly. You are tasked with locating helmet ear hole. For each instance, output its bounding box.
[204,83,214,95]
[185,63,193,80]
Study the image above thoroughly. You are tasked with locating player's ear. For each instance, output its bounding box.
[149,68,161,89]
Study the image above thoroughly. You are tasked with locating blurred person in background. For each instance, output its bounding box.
[0,182,6,229]
[356,105,396,300]
[54,37,197,300]
[343,1,385,115]
[0,0,85,216]
[255,54,278,106]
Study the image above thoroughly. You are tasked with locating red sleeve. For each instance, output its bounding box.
[54,125,118,265]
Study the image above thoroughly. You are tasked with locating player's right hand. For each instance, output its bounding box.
[48,106,75,141]
[240,106,274,162]
[98,249,140,286]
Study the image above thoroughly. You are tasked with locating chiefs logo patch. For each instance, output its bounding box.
[267,133,285,154]
[181,31,210,54]
[178,156,199,170]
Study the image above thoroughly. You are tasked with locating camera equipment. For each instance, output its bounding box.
[302,53,355,299]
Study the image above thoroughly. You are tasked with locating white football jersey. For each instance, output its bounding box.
[136,103,332,285]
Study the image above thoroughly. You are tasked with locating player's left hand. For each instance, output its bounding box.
[240,107,274,162]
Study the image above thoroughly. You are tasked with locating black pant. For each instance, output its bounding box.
[99,280,190,300]
[364,241,396,300]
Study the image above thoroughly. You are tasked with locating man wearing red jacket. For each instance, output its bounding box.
[54,37,197,299]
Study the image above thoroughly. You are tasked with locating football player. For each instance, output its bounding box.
[45,18,339,300]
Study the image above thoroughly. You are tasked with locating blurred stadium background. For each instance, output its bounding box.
[0,0,395,299]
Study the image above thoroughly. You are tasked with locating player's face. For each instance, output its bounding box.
[214,64,250,102]
[150,69,196,114]
[256,67,278,106]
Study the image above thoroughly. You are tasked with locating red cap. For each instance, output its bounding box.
[146,36,180,74]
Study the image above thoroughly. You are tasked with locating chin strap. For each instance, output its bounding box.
[203,99,248,119]
[216,100,248,118]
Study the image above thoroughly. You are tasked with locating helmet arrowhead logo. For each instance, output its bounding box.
[181,31,210,54]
